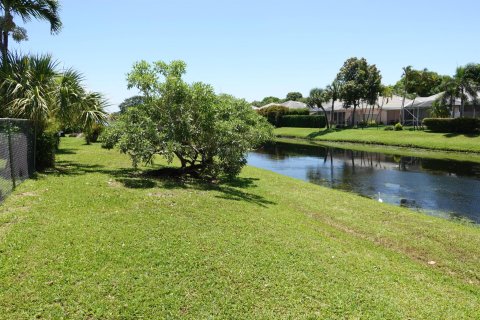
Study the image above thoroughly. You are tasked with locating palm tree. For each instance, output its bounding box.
[325,80,341,125]
[440,66,479,118]
[0,0,62,59]
[307,87,329,129]
[1,53,107,135]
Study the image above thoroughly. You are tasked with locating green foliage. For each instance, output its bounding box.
[0,0,62,58]
[286,91,303,101]
[430,100,451,118]
[384,126,394,131]
[103,60,273,178]
[118,95,145,114]
[280,115,326,128]
[394,123,403,131]
[423,118,480,133]
[85,123,104,143]
[393,68,446,97]
[336,57,382,126]
[257,105,309,126]
[254,96,282,107]
[35,130,59,170]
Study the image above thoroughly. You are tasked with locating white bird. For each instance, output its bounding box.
[378,192,383,203]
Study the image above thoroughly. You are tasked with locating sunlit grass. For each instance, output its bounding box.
[0,137,479,318]
[275,127,480,153]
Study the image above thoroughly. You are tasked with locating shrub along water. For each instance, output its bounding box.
[256,106,324,128]
[280,115,326,128]
[423,118,480,133]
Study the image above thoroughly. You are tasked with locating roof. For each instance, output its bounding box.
[259,100,308,110]
[322,95,412,111]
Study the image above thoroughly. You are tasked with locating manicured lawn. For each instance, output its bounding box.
[275,127,480,153]
[0,137,479,318]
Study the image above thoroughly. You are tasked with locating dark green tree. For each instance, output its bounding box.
[119,95,145,114]
[286,91,303,101]
[336,57,382,127]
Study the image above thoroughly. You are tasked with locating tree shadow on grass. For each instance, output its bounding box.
[144,168,275,207]
[442,132,480,138]
[42,160,276,207]
[55,148,78,155]
[306,128,342,139]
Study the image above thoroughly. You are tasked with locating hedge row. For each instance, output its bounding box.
[256,105,319,127]
[422,118,480,133]
[280,115,326,128]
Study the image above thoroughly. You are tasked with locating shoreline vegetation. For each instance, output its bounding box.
[0,137,479,318]
[274,127,480,154]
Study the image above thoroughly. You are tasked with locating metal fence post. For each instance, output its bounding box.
[7,119,16,190]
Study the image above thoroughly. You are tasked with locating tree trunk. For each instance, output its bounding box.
[320,106,329,129]
[460,87,465,118]
[1,8,11,60]
[351,103,357,127]
[330,99,335,125]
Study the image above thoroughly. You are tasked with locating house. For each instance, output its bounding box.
[258,100,309,110]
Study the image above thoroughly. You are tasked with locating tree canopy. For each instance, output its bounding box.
[336,57,382,126]
[393,67,446,98]
[286,92,303,101]
[0,0,62,58]
[102,60,273,179]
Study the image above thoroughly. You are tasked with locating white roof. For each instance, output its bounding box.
[259,100,308,110]
[404,93,445,108]
[322,95,411,112]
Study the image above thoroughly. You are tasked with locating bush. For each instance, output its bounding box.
[384,126,394,131]
[85,123,104,144]
[280,115,326,128]
[422,118,480,133]
[257,106,309,126]
[394,123,403,131]
[36,130,59,170]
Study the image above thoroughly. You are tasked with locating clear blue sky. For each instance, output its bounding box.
[12,0,480,112]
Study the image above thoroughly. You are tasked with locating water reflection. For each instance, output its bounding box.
[248,142,480,223]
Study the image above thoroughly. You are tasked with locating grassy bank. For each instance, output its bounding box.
[275,127,480,153]
[0,138,479,318]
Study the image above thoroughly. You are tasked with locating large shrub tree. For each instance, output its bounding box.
[0,0,62,59]
[336,57,382,127]
[102,60,273,179]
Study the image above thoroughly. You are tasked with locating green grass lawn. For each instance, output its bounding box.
[275,127,480,153]
[1,138,479,318]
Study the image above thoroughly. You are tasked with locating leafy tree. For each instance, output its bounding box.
[102,60,273,179]
[258,96,281,106]
[324,80,341,125]
[286,91,303,101]
[393,68,445,98]
[336,57,382,126]
[0,0,62,59]
[306,87,329,129]
[118,95,145,114]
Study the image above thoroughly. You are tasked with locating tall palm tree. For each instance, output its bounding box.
[0,0,62,59]
[307,87,329,129]
[440,65,479,118]
[325,80,341,125]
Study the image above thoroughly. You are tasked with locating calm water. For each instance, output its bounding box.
[248,142,480,223]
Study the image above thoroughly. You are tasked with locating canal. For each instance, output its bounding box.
[248,142,480,223]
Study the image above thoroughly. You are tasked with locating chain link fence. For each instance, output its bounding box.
[0,118,35,201]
